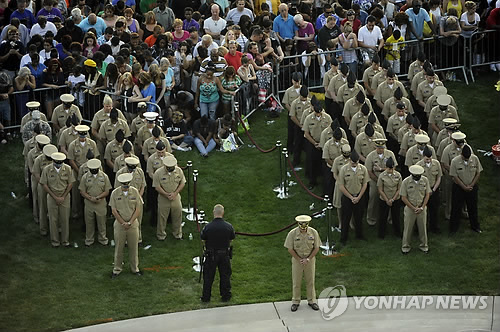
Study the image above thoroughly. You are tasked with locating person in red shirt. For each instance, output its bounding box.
[144,25,162,48]
[341,9,362,35]
[224,40,243,71]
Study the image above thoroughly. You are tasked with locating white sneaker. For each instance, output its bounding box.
[496,63,500,71]
[176,146,188,152]
[490,64,497,72]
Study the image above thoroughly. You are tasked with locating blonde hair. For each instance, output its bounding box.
[120,72,133,86]
[148,63,162,86]
[343,22,353,34]
[165,31,173,42]
[103,95,113,105]
[173,18,183,28]
[19,67,31,77]
[218,46,228,57]
[160,57,170,69]
[145,11,156,24]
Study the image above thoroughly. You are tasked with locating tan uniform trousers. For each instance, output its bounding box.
[138,208,144,243]
[402,206,428,253]
[367,179,379,225]
[96,139,105,162]
[84,200,108,246]
[47,194,71,247]
[113,220,139,274]
[291,256,317,304]
[31,175,39,223]
[71,173,81,219]
[38,183,49,235]
[157,194,183,240]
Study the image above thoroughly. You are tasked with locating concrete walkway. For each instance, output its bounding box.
[67,296,499,332]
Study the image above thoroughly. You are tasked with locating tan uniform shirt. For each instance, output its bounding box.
[135,125,165,149]
[78,161,103,181]
[416,80,443,104]
[319,127,347,148]
[39,164,76,196]
[67,138,99,168]
[114,167,146,191]
[327,73,347,99]
[366,149,398,178]
[147,152,173,178]
[441,143,472,172]
[27,147,43,173]
[33,155,53,180]
[429,105,459,131]
[153,166,186,193]
[405,144,436,167]
[338,163,369,195]
[58,127,79,150]
[424,94,458,115]
[377,170,402,200]
[417,159,442,188]
[400,176,431,207]
[336,82,365,104]
[303,112,333,143]
[90,109,127,132]
[113,153,138,173]
[289,98,311,125]
[449,155,482,186]
[354,132,384,159]
[142,136,172,159]
[98,119,131,145]
[109,186,143,221]
[437,136,452,159]
[51,105,82,130]
[386,114,406,141]
[282,86,301,110]
[360,122,386,140]
[284,226,321,258]
[374,80,408,105]
[130,115,146,137]
[322,138,349,164]
[410,71,426,96]
[23,137,37,159]
[342,98,374,122]
[362,66,381,95]
[400,130,428,153]
[407,60,422,83]
[323,69,338,99]
[104,139,130,163]
[381,96,414,119]
[79,170,112,213]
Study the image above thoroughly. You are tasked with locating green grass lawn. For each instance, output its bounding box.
[0,74,499,332]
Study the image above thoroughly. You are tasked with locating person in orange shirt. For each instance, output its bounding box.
[144,25,162,48]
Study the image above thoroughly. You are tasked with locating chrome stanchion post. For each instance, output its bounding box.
[321,202,335,255]
[274,140,283,194]
[188,169,198,222]
[282,148,289,199]
[183,160,193,216]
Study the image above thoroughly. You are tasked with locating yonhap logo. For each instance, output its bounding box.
[318,285,348,320]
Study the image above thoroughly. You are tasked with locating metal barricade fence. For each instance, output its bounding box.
[467,29,500,82]
[272,35,472,97]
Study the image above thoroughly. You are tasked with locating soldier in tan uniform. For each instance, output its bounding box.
[424,86,458,118]
[113,141,137,173]
[377,157,402,238]
[115,157,146,244]
[20,101,47,130]
[33,144,58,236]
[417,147,442,233]
[39,152,76,247]
[440,132,470,220]
[51,94,82,139]
[323,57,339,118]
[386,102,407,157]
[365,138,397,225]
[428,95,459,145]
[336,71,366,109]
[449,145,482,234]
[319,118,347,149]
[98,108,131,148]
[130,103,148,153]
[373,68,407,110]
[282,72,302,152]
[104,130,132,172]
[362,53,381,97]
[58,115,80,155]
[399,117,428,157]
[27,134,50,224]
[79,159,112,246]
[78,150,100,182]
[147,141,173,226]
[142,126,172,162]
[400,165,431,254]
[354,123,384,163]
[153,155,186,240]
[322,127,349,200]
[407,52,425,85]
[284,215,321,312]
[332,144,352,229]
[303,101,332,189]
[135,112,166,164]
[342,91,374,128]
[91,95,127,157]
[67,125,99,220]
[410,61,431,97]
[404,134,436,167]
[290,86,311,167]
[327,63,349,120]
[110,173,143,278]
[359,112,385,139]
[415,68,443,110]
[338,150,369,245]
[436,119,460,158]
[349,103,371,137]
[382,87,414,121]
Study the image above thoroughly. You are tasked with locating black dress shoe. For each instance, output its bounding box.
[200,297,210,303]
[221,296,232,302]
[134,270,143,276]
[401,251,409,255]
[472,228,482,233]
[111,273,119,279]
[291,304,299,312]
[308,303,319,311]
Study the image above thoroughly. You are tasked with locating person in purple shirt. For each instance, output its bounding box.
[294,14,314,54]
[10,0,37,30]
[37,0,63,22]
[182,7,200,31]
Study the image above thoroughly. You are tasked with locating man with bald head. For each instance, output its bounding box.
[78,13,107,37]
[200,204,235,303]
[204,4,227,45]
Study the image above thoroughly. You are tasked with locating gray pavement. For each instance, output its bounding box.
[66,296,498,332]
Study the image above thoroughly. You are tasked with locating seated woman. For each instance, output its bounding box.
[193,115,216,157]
[163,110,193,151]
[214,113,239,151]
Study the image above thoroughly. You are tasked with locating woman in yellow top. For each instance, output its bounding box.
[443,0,465,18]
[254,0,281,15]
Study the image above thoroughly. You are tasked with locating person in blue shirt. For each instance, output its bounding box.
[273,3,298,44]
[26,54,47,88]
[10,0,37,30]
[112,0,136,10]
[137,72,156,112]
[78,14,107,38]
[406,0,435,40]
[315,4,340,30]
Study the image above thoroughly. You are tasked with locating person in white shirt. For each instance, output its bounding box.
[380,0,396,21]
[232,25,248,50]
[30,16,57,38]
[226,0,254,25]
[204,4,227,45]
[358,15,384,67]
[193,34,219,58]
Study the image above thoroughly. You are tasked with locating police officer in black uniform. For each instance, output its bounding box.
[200,204,236,303]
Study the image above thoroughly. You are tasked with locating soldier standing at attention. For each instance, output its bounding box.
[110,173,144,279]
[338,150,369,246]
[332,144,352,230]
[33,144,58,236]
[400,165,431,254]
[377,157,402,238]
[449,145,483,234]
[200,204,235,303]
[40,152,75,247]
[284,215,321,312]
[283,72,302,152]
[79,159,112,246]
[153,155,186,240]
[417,146,442,234]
